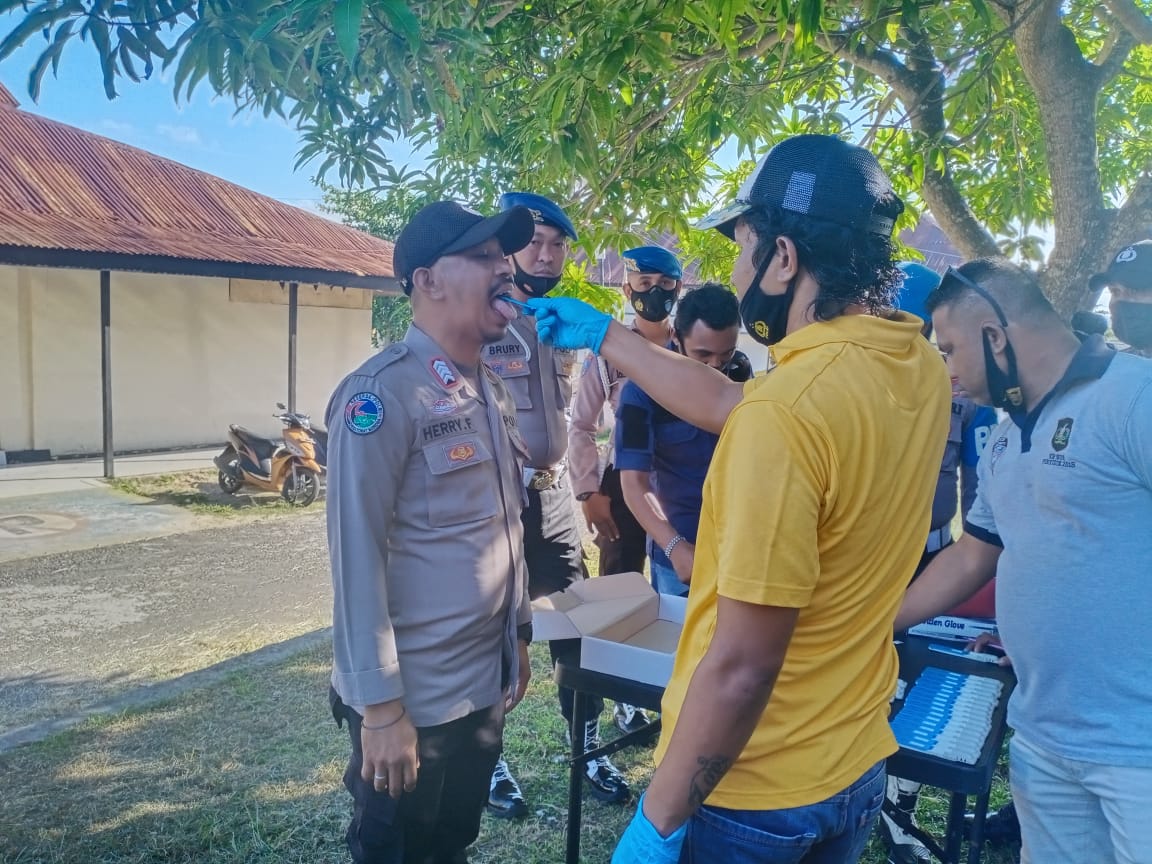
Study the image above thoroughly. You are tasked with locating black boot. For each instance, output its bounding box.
[965,801,1021,847]
[579,718,630,804]
[487,755,528,819]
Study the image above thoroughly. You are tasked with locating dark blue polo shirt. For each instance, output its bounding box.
[614,378,720,570]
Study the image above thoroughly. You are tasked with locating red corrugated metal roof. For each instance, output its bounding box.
[0,83,394,286]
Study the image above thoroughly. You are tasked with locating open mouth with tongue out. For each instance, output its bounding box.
[491,289,533,322]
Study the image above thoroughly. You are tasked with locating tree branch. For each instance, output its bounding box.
[818,30,1001,259]
[1093,17,1138,84]
[1110,169,1152,250]
[1102,0,1152,43]
[574,67,709,214]
[483,1,521,30]
[675,25,782,73]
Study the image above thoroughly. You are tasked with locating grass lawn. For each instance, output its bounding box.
[107,470,308,518]
[0,640,1018,864]
[0,538,1017,864]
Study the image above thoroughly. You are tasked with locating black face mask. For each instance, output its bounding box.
[940,267,1026,417]
[720,350,754,382]
[982,329,1025,417]
[631,285,677,322]
[1112,301,1152,351]
[674,340,754,383]
[512,260,561,297]
[740,250,794,347]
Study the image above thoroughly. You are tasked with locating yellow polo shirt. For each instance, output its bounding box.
[654,312,949,809]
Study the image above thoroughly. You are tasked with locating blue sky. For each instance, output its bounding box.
[0,26,422,213]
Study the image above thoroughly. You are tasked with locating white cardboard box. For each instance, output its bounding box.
[532,571,687,688]
[907,615,997,642]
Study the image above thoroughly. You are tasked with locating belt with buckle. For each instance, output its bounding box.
[524,463,565,491]
[925,524,953,554]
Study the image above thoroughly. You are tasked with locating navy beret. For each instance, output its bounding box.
[498,192,578,241]
[622,246,683,280]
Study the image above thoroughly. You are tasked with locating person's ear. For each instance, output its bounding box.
[412,265,444,301]
[982,321,1009,354]
[774,236,800,282]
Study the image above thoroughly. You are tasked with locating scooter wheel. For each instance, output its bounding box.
[218,461,243,494]
[282,467,319,507]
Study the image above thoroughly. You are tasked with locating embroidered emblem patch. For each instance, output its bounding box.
[1051,418,1074,452]
[430,357,459,389]
[447,442,477,463]
[507,360,525,371]
[429,398,457,416]
[1116,246,1137,263]
[989,435,1008,474]
[344,392,384,435]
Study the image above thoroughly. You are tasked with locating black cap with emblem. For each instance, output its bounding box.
[1090,240,1152,294]
[696,134,904,239]
[393,201,536,295]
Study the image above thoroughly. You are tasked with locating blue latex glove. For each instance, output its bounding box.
[525,296,612,353]
[611,793,687,864]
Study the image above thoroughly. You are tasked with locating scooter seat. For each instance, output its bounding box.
[230,426,279,462]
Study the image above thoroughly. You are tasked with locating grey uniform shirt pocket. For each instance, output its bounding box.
[554,350,579,408]
[421,438,500,526]
[493,362,532,411]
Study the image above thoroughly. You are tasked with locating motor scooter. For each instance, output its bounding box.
[213,403,327,506]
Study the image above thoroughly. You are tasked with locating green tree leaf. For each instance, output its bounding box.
[333,0,363,64]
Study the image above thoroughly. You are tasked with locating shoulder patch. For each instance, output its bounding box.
[345,392,385,435]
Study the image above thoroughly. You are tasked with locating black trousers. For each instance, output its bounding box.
[332,689,504,864]
[594,465,648,577]
[521,482,603,724]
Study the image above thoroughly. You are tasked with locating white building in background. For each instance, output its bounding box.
[0,83,398,465]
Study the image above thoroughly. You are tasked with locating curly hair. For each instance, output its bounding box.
[742,205,903,321]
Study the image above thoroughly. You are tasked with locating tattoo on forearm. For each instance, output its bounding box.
[688,755,732,808]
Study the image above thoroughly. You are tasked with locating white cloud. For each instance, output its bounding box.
[100,119,136,136]
[156,123,202,145]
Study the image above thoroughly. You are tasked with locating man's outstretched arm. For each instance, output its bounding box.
[529,298,744,434]
[895,533,1001,631]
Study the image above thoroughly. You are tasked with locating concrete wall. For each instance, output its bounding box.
[0,266,374,457]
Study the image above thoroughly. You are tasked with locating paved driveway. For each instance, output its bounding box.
[0,510,332,749]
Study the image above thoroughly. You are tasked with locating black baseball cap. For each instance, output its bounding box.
[696,134,904,239]
[1089,240,1152,293]
[393,201,536,294]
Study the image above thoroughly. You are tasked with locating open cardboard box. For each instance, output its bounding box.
[531,571,686,688]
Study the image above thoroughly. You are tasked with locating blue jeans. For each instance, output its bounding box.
[650,559,689,597]
[682,760,886,864]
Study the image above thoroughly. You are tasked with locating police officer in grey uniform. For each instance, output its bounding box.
[484,192,629,817]
[326,200,536,864]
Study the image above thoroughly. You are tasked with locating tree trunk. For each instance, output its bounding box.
[1012,3,1113,318]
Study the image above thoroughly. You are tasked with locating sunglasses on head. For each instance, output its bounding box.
[939,267,1009,327]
